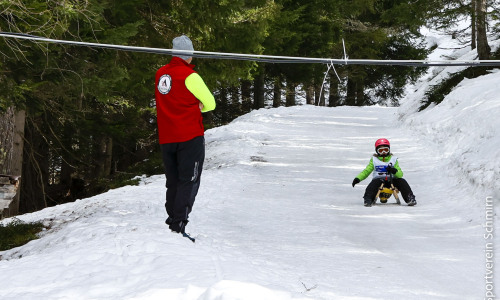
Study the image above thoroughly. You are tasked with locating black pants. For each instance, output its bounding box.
[363,177,414,203]
[161,136,205,231]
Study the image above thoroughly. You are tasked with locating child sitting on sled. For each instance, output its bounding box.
[352,138,416,207]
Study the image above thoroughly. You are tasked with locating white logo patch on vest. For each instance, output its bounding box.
[158,74,172,95]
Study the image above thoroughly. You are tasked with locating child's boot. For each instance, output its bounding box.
[407,194,417,206]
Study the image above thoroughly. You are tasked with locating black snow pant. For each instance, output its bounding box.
[363,177,414,203]
[161,136,205,233]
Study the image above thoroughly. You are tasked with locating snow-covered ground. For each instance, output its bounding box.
[0,102,497,299]
[0,30,499,299]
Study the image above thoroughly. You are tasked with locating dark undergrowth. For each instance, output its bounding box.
[0,218,46,251]
[419,67,491,111]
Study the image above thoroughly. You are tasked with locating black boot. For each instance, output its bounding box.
[407,194,417,206]
[169,220,187,233]
[364,197,373,207]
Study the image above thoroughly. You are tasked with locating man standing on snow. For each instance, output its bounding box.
[155,35,216,235]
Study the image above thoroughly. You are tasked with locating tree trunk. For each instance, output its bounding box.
[355,80,364,106]
[0,108,15,174]
[230,86,241,120]
[253,69,265,109]
[12,110,25,176]
[60,156,74,186]
[241,80,252,113]
[319,89,325,106]
[218,87,229,124]
[0,108,25,216]
[0,109,12,174]
[103,137,113,178]
[10,110,25,215]
[20,117,49,213]
[314,84,325,106]
[94,136,113,178]
[471,0,476,50]
[273,77,282,108]
[328,76,340,107]
[476,0,490,59]
[314,84,320,106]
[306,84,314,105]
[60,125,75,187]
[285,80,296,107]
[346,78,356,106]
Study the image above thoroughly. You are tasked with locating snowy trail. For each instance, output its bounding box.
[197,106,484,299]
[0,106,486,300]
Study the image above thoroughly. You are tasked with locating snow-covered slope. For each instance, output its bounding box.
[0,103,495,299]
[399,28,500,200]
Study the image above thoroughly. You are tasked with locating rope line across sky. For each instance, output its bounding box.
[1,32,500,67]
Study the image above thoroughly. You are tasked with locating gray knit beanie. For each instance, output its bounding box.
[172,35,194,61]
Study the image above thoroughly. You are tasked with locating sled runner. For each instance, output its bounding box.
[373,165,401,205]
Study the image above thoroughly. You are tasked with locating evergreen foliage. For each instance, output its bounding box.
[0,219,46,251]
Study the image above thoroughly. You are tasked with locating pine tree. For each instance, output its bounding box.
[263,0,343,106]
[338,0,428,105]
[425,0,491,58]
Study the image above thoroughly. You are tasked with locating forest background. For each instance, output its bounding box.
[0,0,498,214]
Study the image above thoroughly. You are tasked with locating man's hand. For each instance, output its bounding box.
[199,102,204,111]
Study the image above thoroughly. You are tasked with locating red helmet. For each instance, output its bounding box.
[375,138,390,149]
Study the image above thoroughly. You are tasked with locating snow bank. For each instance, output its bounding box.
[399,29,500,199]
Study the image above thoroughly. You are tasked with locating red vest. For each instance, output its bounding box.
[155,57,204,144]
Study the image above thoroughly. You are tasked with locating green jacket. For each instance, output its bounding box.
[356,154,403,181]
